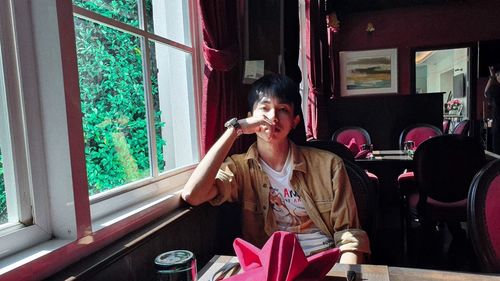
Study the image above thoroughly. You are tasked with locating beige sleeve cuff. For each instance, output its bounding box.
[333,228,371,254]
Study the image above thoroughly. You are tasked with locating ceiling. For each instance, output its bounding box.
[330,0,461,14]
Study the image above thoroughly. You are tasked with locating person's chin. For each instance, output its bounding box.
[257,132,287,143]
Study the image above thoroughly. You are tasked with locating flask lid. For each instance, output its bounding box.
[155,250,195,271]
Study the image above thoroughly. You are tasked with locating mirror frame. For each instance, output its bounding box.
[410,42,478,136]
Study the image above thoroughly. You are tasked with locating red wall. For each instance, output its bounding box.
[334,0,500,118]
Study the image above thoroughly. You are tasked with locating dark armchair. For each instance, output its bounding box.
[404,135,485,266]
[468,159,500,273]
[398,123,442,150]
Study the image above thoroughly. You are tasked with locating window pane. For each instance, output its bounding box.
[74,17,151,195]
[0,148,5,224]
[146,0,192,46]
[73,0,139,28]
[0,42,16,225]
[149,40,198,172]
[0,38,7,223]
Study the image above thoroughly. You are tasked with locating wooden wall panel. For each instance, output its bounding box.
[327,93,443,149]
[48,204,240,280]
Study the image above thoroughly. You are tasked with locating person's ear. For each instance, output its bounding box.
[293,115,301,129]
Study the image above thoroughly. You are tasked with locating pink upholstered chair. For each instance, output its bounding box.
[398,123,442,150]
[443,119,450,134]
[397,124,443,220]
[468,159,500,273]
[403,135,485,266]
[451,119,470,135]
[333,126,371,146]
[332,126,372,158]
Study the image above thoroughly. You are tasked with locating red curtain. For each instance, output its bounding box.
[199,0,244,155]
[305,0,331,140]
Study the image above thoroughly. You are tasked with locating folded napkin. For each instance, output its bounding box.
[225,231,339,281]
[346,138,360,156]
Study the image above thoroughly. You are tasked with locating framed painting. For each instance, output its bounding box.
[339,48,398,96]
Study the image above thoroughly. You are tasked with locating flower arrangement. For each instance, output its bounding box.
[446,99,462,111]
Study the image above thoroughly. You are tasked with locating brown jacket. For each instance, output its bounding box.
[210,141,370,254]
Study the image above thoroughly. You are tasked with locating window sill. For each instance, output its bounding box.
[0,188,190,280]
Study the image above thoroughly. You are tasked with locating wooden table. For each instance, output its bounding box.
[198,255,500,281]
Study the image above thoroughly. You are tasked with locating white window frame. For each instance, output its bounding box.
[72,0,202,221]
[0,0,52,259]
[0,0,203,276]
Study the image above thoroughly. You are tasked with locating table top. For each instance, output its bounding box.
[356,150,413,162]
[199,255,500,281]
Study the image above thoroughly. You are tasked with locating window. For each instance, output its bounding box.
[0,0,52,259]
[73,0,199,206]
[0,41,9,226]
[0,0,201,273]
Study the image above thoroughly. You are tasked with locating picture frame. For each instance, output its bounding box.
[339,48,398,96]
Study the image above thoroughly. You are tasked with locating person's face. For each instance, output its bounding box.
[496,72,500,83]
[251,96,300,143]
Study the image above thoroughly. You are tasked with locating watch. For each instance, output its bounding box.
[224,118,243,137]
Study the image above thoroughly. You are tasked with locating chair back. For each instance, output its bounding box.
[305,139,355,163]
[414,134,485,203]
[332,126,371,147]
[451,119,470,135]
[303,141,376,238]
[443,119,450,134]
[468,159,500,273]
[399,123,442,150]
[343,160,377,238]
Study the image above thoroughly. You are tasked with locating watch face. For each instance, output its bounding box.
[225,118,237,128]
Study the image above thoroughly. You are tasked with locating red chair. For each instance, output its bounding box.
[332,126,372,158]
[451,119,470,135]
[398,123,442,150]
[443,119,450,134]
[404,135,485,266]
[397,124,443,234]
[304,140,378,244]
[468,159,500,273]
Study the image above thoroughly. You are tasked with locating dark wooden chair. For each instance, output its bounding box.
[468,159,500,273]
[398,123,442,150]
[451,119,470,135]
[332,126,372,145]
[304,140,377,243]
[305,139,354,163]
[404,135,485,266]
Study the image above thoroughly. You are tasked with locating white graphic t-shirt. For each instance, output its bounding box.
[259,151,334,256]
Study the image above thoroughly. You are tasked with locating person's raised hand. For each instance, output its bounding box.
[238,115,276,137]
[489,66,495,76]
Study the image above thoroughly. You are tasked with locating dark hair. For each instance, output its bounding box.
[247,74,302,116]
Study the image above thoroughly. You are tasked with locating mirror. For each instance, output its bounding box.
[413,47,471,130]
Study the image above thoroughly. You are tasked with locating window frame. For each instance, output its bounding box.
[72,0,202,207]
[0,0,203,276]
[0,0,52,258]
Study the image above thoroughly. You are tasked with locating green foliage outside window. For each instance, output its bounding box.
[0,0,166,222]
[74,0,165,196]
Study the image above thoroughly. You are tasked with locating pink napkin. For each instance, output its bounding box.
[346,138,360,156]
[225,231,339,281]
